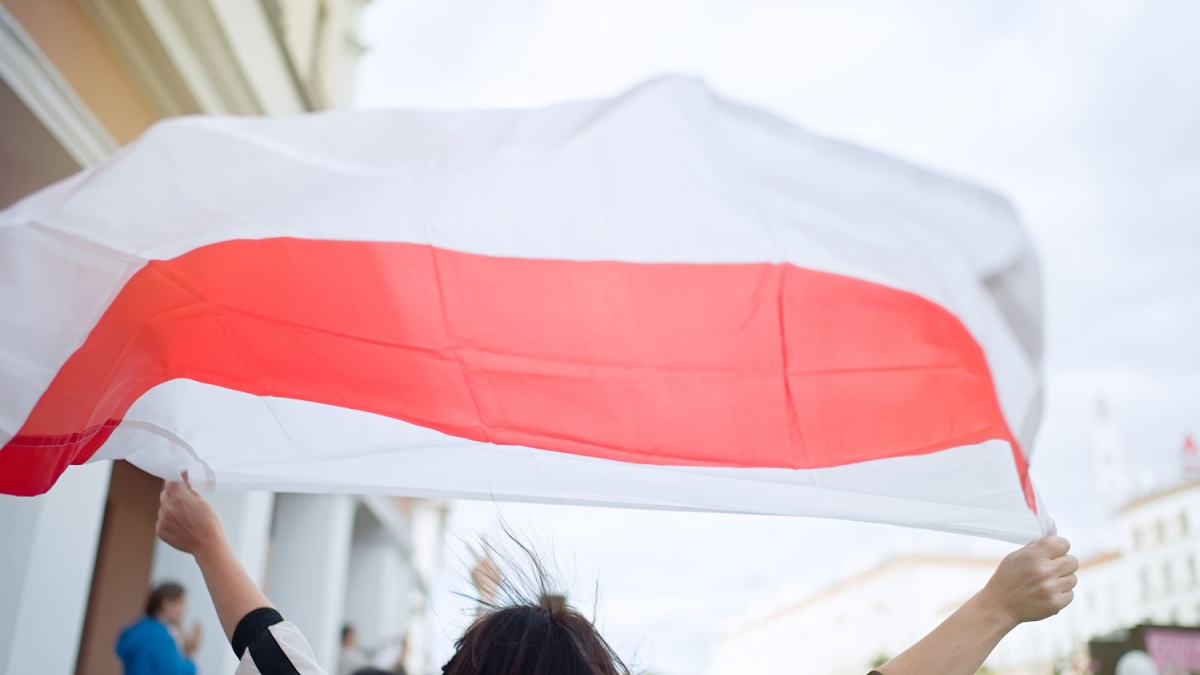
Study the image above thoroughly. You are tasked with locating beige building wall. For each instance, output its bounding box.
[0,3,432,672]
[1,0,156,142]
[75,463,164,675]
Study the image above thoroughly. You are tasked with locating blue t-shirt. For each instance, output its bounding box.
[115,616,197,675]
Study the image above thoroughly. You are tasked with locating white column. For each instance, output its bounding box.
[151,490,275,675]
[343,513,415,649]
[405,500,449,675]
[373,546,414,643]
[266,493,356,671]
[0,461,111,675]
[343,513,387,646]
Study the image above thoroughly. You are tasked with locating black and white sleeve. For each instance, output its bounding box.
[232,607,328,675]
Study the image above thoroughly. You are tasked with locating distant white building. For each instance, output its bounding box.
[712,402,1200,674]
[711,554,997,675]
[995,480,1200,671]
[711,480,1200,675]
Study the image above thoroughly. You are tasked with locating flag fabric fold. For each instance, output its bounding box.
[0,76,1051,542]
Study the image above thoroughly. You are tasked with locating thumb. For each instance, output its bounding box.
[180,470,200,495]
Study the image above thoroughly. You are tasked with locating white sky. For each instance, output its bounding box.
[353,1,1200,672]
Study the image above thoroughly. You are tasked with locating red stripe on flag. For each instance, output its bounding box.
[0,238,1033,504]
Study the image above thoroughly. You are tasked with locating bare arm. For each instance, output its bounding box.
[156,477,273,642]
[876,535,1079,675]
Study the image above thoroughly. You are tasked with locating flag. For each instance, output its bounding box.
[0,77,1051,541]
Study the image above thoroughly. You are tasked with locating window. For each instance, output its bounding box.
[1164,562,1174,592]
[1134,527,1145,550]
[1190,555,1198,586]
[1141,568,1153,599]
[1157,519,1168,545]
[1182,511,1191,537]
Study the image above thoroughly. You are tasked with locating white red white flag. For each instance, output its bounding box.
[0,77,1051,541]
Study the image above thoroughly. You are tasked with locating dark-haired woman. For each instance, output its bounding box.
[155,478,1077,675]
[116,582,202,675]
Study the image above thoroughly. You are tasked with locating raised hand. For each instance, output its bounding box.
[183,621,203,656]
[979,535,1079,626]
[156,472,224,558]
[876,534,1079,675]
[469,543,502,606]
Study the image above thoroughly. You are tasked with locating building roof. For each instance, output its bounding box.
[719,554,998,641]
[1080,550,1120,569]
[1118,480,1200,514]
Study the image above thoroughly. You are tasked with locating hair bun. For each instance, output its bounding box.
[538,593,567,617]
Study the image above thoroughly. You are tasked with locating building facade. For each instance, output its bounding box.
[994,480,1200,673]
[710,482,1200,675]
[711,554,998,675]
[0,3,451,675]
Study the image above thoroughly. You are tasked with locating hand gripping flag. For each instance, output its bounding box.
[0,77,1052,541]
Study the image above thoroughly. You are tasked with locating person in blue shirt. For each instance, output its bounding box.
[116,582,201,675]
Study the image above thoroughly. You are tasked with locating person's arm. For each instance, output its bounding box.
[874,535,1078,675]
[183,621,203,658]
[156,476,272,641]
[156,476,329,675]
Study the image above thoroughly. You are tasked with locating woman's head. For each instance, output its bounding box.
[443,594,629,675]
[443,530,631,675]
[146,582,187,624]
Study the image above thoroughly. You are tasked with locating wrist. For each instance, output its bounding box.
[192,527,233,568]
[969,589,1020,634]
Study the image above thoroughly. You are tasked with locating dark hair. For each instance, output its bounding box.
[342,624,355,640]
[146,582,185,617]
[442,533,631,675]
[443,596,630,675]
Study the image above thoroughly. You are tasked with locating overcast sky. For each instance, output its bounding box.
[353,1,1200,672]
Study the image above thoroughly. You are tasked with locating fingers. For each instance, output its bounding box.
[1052,554,1079,577]
[161,478,204,509]
[180,470,201,495]
[1058,573,1078,593]
[163,480,188,501]
[157,477,211,529]
[1058,589,1075,611]
[157,482,180,532]
[1035,535,1071,559]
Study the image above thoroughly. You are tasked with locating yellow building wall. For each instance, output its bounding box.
[2,0,158,143]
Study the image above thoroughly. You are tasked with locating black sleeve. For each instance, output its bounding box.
[231,607,285,659]
[231,607,308,675]
[231,608,326,675]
